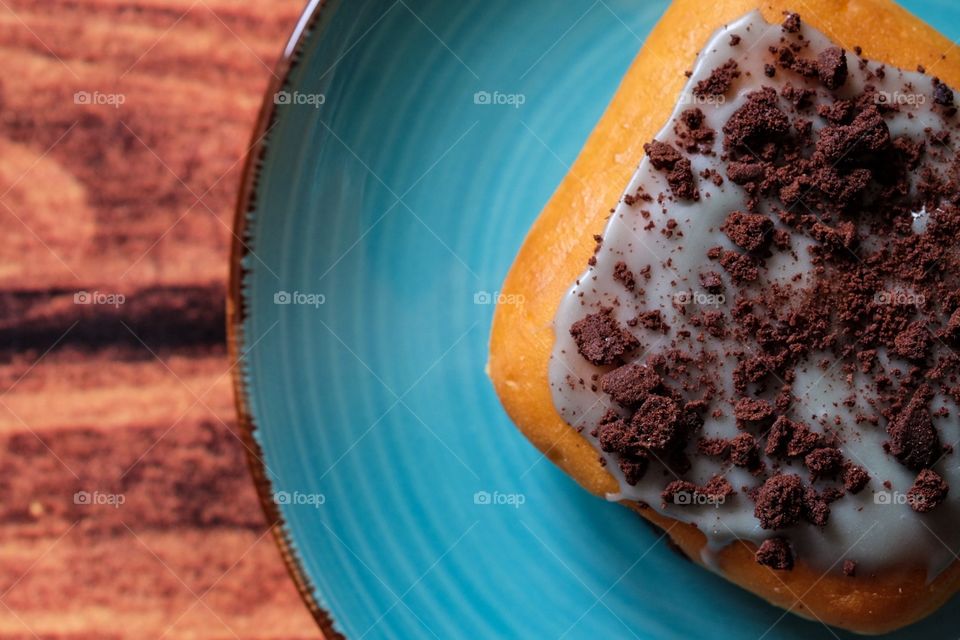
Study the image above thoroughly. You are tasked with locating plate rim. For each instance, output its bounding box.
[226,0,343,637]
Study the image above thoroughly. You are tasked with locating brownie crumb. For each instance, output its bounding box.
[886,386,941,471]
[632,395,680,452]
[907,469,948,513]
[613,261,637,292]
[600,363,660,407]
[842,560,857,576]
[816,47,848,90]
[756,537,794,570]
[729,34,741,46]
[781,12,801,33]
[723,87,791,151]
[734,397,775,429]
[892,321,931,362]
[843,462,870,493]
[933,78,955,106]
[754,474,804,529]
[570,308,640,366]
[694,59,741,97]
[644,140,698,200]
[804,447,844,480]
[802,487,831,526]
[730,433,761,469]
[722,211,773,252]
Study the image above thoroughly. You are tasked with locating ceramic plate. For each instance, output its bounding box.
[229,1,960,637]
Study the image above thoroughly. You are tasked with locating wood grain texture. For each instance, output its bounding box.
[0,0,320,637]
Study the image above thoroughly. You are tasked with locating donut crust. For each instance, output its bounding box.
[488,0,960,633]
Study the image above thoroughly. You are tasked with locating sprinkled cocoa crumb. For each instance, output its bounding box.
[781,12,801,33]
[722,87,791,151]
[730,433,761,469]
[886,386,941,471]
[718,250,759,283]
[805,447,844,480]
[907,469,948,513]
[933,77,955,106]
[570,308,640,366]
[699,270,724,293]
[816,47,848,89]
[600,363,660,407]
[843,462,870,493]
[781,83,815,108]
[734,397,775,428]
[643,140,698,200]
[802,487,831,526]
[633,309,667,332]
[842,560,857,576]
[756,537,793,570]
[698,437,730,458]
[892,321,931,362]
[613,261,637,292]
[754,474,804,529]
[632,395,681,451]
[721,211,773,252]
[729,34,741,46]
[694,59,741,97]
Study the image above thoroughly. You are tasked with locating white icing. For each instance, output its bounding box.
[549,10,960,577]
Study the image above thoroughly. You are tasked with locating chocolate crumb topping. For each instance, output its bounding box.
[570,308,640,366]
[600,363,660,407]
[613,261,637,292]
[643,140,699,200]
[723,87,791,151]
[754,474,804,529]
[842,462,870,493]
[756,537,794,570]
[632,395,681,451]
[816,47,848,90]
[730,433,761,469]
[781,12,801,33]
[842,559,857,576]
[886,386,942,472]
[722,211,773,252]
[734,397,775,429]
[694,59,741,97]
[907,469,948,513]
[933,78,955,106]
[802,487,831,526]
[804,447,844,480]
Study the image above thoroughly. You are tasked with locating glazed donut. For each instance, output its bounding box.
[489,0,960,633]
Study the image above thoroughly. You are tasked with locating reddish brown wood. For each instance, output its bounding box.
[0,1,319,637]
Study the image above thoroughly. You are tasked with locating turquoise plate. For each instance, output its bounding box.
[229,1,960,637]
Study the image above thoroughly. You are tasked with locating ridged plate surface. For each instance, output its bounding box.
[233,1,960,637]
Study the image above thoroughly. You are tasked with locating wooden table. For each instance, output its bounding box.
[0,0,319,637]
